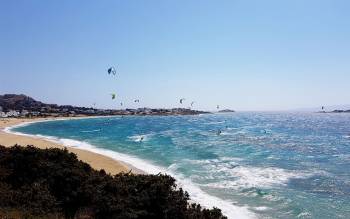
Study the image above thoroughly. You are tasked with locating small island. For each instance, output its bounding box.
[317,109,350,113]
[218,109,235,113]
[330,110,350,113]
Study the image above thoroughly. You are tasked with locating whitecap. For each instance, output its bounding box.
[203,166,313,189]
[253,206,270,211]
[205,121,226,125]
[128,134,152,142]
[297,211,311,218]
[166,168,256,219]
[80,129,101,133]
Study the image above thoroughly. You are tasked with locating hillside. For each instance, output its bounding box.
[0,94,49,111]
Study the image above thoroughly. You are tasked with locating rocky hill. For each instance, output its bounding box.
[0,94,50,111]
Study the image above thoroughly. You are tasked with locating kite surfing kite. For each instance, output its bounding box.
[191,101,195,107]
[108,67,117,75]
[180,98,185,104]
[217,105,220,109]
[134,99,140,103]
[111,93,116,100]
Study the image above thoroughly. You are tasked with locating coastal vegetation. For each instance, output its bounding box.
[0,145,227,219]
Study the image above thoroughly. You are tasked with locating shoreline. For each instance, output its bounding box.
[0,117,142,175]
[0,117,255,219]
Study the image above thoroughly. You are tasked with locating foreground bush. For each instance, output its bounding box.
[0,145,227,219]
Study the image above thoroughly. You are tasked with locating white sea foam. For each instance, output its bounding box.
[58,138,162,174]
[226,127,239,130]
[80,129,101,133]
[220,131,235,136]
[128,134,152,142]
[253,206,270,211]
[6,120,256,219]
[166,168,256,219]
[204,166,312,189]
[3,117,96,134]
[205,121,226,125]
[186,158,312,190]
[4,121,60,143]
[297,211,311,218]
[4,120,43,133]
[187,156,315,190]
[184,157,243,165]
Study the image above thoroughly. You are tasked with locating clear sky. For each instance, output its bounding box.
[1,0,349,111]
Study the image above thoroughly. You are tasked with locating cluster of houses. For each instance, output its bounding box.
[0,110,21,118]
[0,107,44,118]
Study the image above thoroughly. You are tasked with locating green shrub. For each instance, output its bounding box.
[0,145,227,219]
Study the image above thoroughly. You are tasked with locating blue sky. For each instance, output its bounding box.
[1,0,349,111]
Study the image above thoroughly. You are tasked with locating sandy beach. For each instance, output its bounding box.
[0,117,133,175]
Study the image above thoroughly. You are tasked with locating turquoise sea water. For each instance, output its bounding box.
[11,113,350,219]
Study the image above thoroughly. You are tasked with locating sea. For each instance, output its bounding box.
[9,112,350,219]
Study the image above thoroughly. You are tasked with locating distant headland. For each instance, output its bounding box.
[0,94,210,118]
[317,110,350,113]
[218,109,235,113]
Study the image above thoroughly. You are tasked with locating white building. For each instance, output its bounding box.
[6,110,20,117]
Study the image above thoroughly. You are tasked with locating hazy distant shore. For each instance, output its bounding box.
[0,117,142,175]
